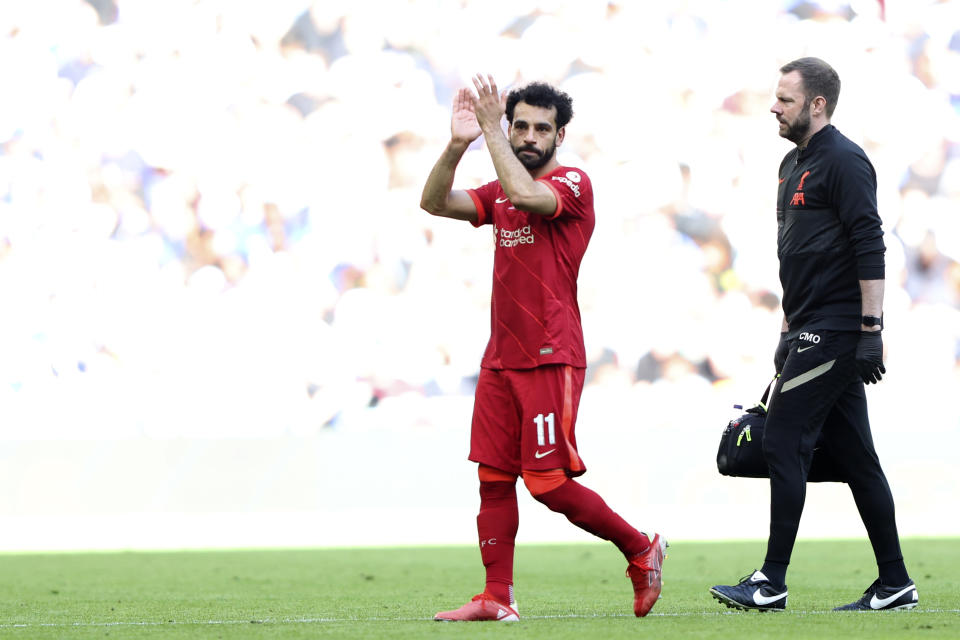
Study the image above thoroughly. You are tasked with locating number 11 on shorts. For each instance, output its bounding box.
[534,413,556,446]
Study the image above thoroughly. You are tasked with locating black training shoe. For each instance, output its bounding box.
[710,570,787,611]
[834,578,918,611]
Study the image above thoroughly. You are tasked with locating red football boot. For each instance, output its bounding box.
[434,593,520,622]
[626,533,668,617]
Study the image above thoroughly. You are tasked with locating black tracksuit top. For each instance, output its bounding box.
[776,124,885,338]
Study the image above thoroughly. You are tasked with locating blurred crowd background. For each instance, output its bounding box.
[1,0,958,548]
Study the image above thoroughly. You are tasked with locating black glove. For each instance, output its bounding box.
[855,330,885,384]
[774,331,789,373]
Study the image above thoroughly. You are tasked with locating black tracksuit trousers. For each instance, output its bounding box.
[762,329,904,570]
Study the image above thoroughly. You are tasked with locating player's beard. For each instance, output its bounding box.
[513,140,556,171]
[779,100,812,144]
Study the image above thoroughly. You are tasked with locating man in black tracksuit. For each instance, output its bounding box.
[710,57,918,612]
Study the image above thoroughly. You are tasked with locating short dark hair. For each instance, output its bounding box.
[779,57,841,118]
[505,82,574,129]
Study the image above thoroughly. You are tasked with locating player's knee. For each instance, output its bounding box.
[522,468,567,497]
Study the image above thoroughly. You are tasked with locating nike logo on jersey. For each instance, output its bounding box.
[752,588,788,606]
[870,585,917,609]
[534,449,555,459]
[797,345,816,352]
[495,197,509,203]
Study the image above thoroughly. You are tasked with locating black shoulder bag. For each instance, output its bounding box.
[716,378,846,482]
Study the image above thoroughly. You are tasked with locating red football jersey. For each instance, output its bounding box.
[466,166,595,369]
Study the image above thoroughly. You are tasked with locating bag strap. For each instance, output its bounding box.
[749,376,778,415]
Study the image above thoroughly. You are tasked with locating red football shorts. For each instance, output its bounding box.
[469,364,586,477]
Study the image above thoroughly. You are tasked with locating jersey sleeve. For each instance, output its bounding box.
[539,168,593,221]
[467,180,499,227]
[829,150,885,280]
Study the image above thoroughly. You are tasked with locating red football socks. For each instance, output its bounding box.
[534,479,650,557]
[477,480,519,605]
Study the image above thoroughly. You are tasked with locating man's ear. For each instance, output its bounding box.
[556,126,565,146]
[811,96,827,117]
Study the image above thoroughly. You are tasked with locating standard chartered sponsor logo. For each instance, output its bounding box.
[494,224,534,247]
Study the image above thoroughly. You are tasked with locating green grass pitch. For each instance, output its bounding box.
[1,538,957,639]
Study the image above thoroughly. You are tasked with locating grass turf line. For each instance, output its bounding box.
[0,539,956,639]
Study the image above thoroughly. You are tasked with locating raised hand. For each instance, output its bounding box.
[451,88,482,145]
[470,73,506,133]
